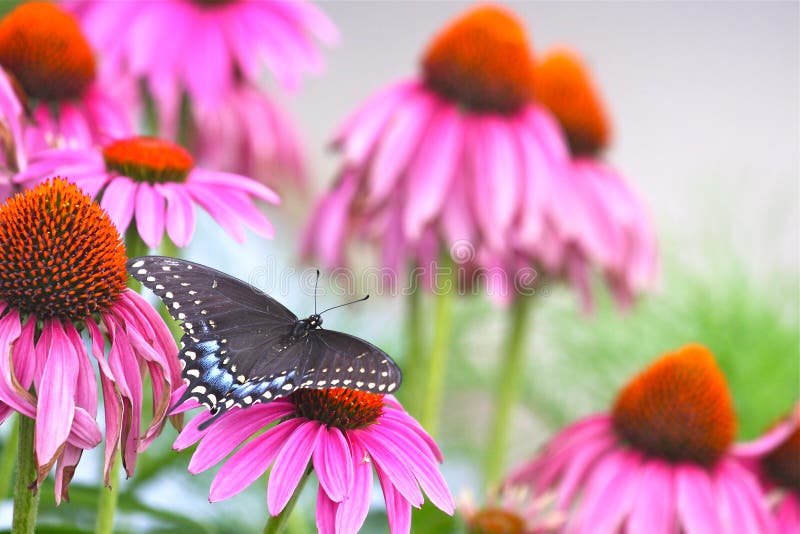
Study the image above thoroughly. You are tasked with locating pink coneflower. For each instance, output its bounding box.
[532,47,657,309]
[459,487,563,534]
[506,344,774,533]
[69,0,337,185]
[304,4,570,290]
[15,136,279,249]
[0,179,180,502]
[173,388,454,533]
[0,3,131,152]
[734,406,800,532]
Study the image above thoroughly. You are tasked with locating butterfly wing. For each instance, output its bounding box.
[126,256,298,411]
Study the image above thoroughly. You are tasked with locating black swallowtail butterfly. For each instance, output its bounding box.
[127,256,402,429]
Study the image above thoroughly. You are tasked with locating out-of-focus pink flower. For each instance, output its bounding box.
[15,136,280,249]
[734,405,800,533]
[0,179,180,502]
[69,0,337,186]
[0,67,26,198]
[533,47,658,309]
[0,3,132,152]
[459,486,564,534]
[174,388,454,533]
[507,344,774,533]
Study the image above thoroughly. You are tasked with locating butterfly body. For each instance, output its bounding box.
[126,256,402,429]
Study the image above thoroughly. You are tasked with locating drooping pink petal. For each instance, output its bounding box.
[676,463,724,534]
[335,438,374,534]
[353,430,423,507]
[67,407,103,450]
[316,486,338,534]
[35,321,78,478]
[157,184,196,247]
[377,464,413,534]
[573,450,641,533]
[54,444,82,505]
[627,459,677,534]
[100,177,138,235]
[134,182,166,248]
[190,169,280,204]
[313,425,354,502]
[210,418,304,502]
[267,421,324,515]
[0,309,35,417]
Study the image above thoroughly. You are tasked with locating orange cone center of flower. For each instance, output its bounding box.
[0,2,96,102]
[0,179,127,320]
[422,5,536,114]
[468,508,525,534]
[761,418,800,493]
[290,388,384,430]
[534,48,611,157]
[611,344,737,466]
[103,137,194,184]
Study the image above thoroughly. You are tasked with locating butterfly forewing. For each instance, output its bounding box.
[126,256,403,430]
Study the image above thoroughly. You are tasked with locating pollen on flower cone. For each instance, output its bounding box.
[0,178,127,319]
[612,344,737,466]
[291,388,384,430]
[0,2,96,101]
[534,48,611,156]
[422,4,536,114]
[761,416,800,492]
[103,137,194,184]
[468,508,525,534]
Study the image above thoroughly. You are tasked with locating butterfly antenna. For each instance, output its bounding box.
[319,295,370,315]
[314,269,320,315]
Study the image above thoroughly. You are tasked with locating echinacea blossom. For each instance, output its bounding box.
[0,179,180,502]
[69,0,337,186]
[303,4,571,294]
[507,344,773,533]
[459,486,564,534]
[532,47,657,309]
[0,2,132,152]
[173,388,454,533]
[734,406,800,532]
[15,136,280,249]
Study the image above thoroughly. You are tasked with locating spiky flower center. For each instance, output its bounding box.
[0,178,127,320]
[467,508,525,534]
[103,137,194,184]
[611,344,737,466]
[0,2,96,101]
[290,388,384,430]
[761,418,800,493]
[422,5,535,114]
[534,49,611,157]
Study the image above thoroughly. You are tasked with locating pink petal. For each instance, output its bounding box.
[353,430,423,507]
[316,487,338,534]
[313,426,354,502]
[627,459,677,534]
[54,444,82,506]
[158,184,196,247]
[190,169,280,204]
[210,419,303,502]
[67,406,103,450]
[367,90,436,206]
[98,372,121,485]
[403,103,464,241]
[676,463,724,534]
[134,182,166,249]
[101,177,138,236]
[377,465,412,534]
[0,312,35,416]
[188,402,295,473]
[268,421,324,515]
[574,450,641,533]
[187,183,246,242]
[335,438,373,533]
[35,321,78,473]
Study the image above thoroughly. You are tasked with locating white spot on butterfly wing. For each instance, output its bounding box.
[132,260,145,268]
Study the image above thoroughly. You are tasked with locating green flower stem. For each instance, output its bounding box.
[0,414,19,500]
[262,465,313,534]
[399,286,425,417]
[95,453,120,534]
[484,296,534,485]
[420,259,456,437]
[11,415,39,534]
